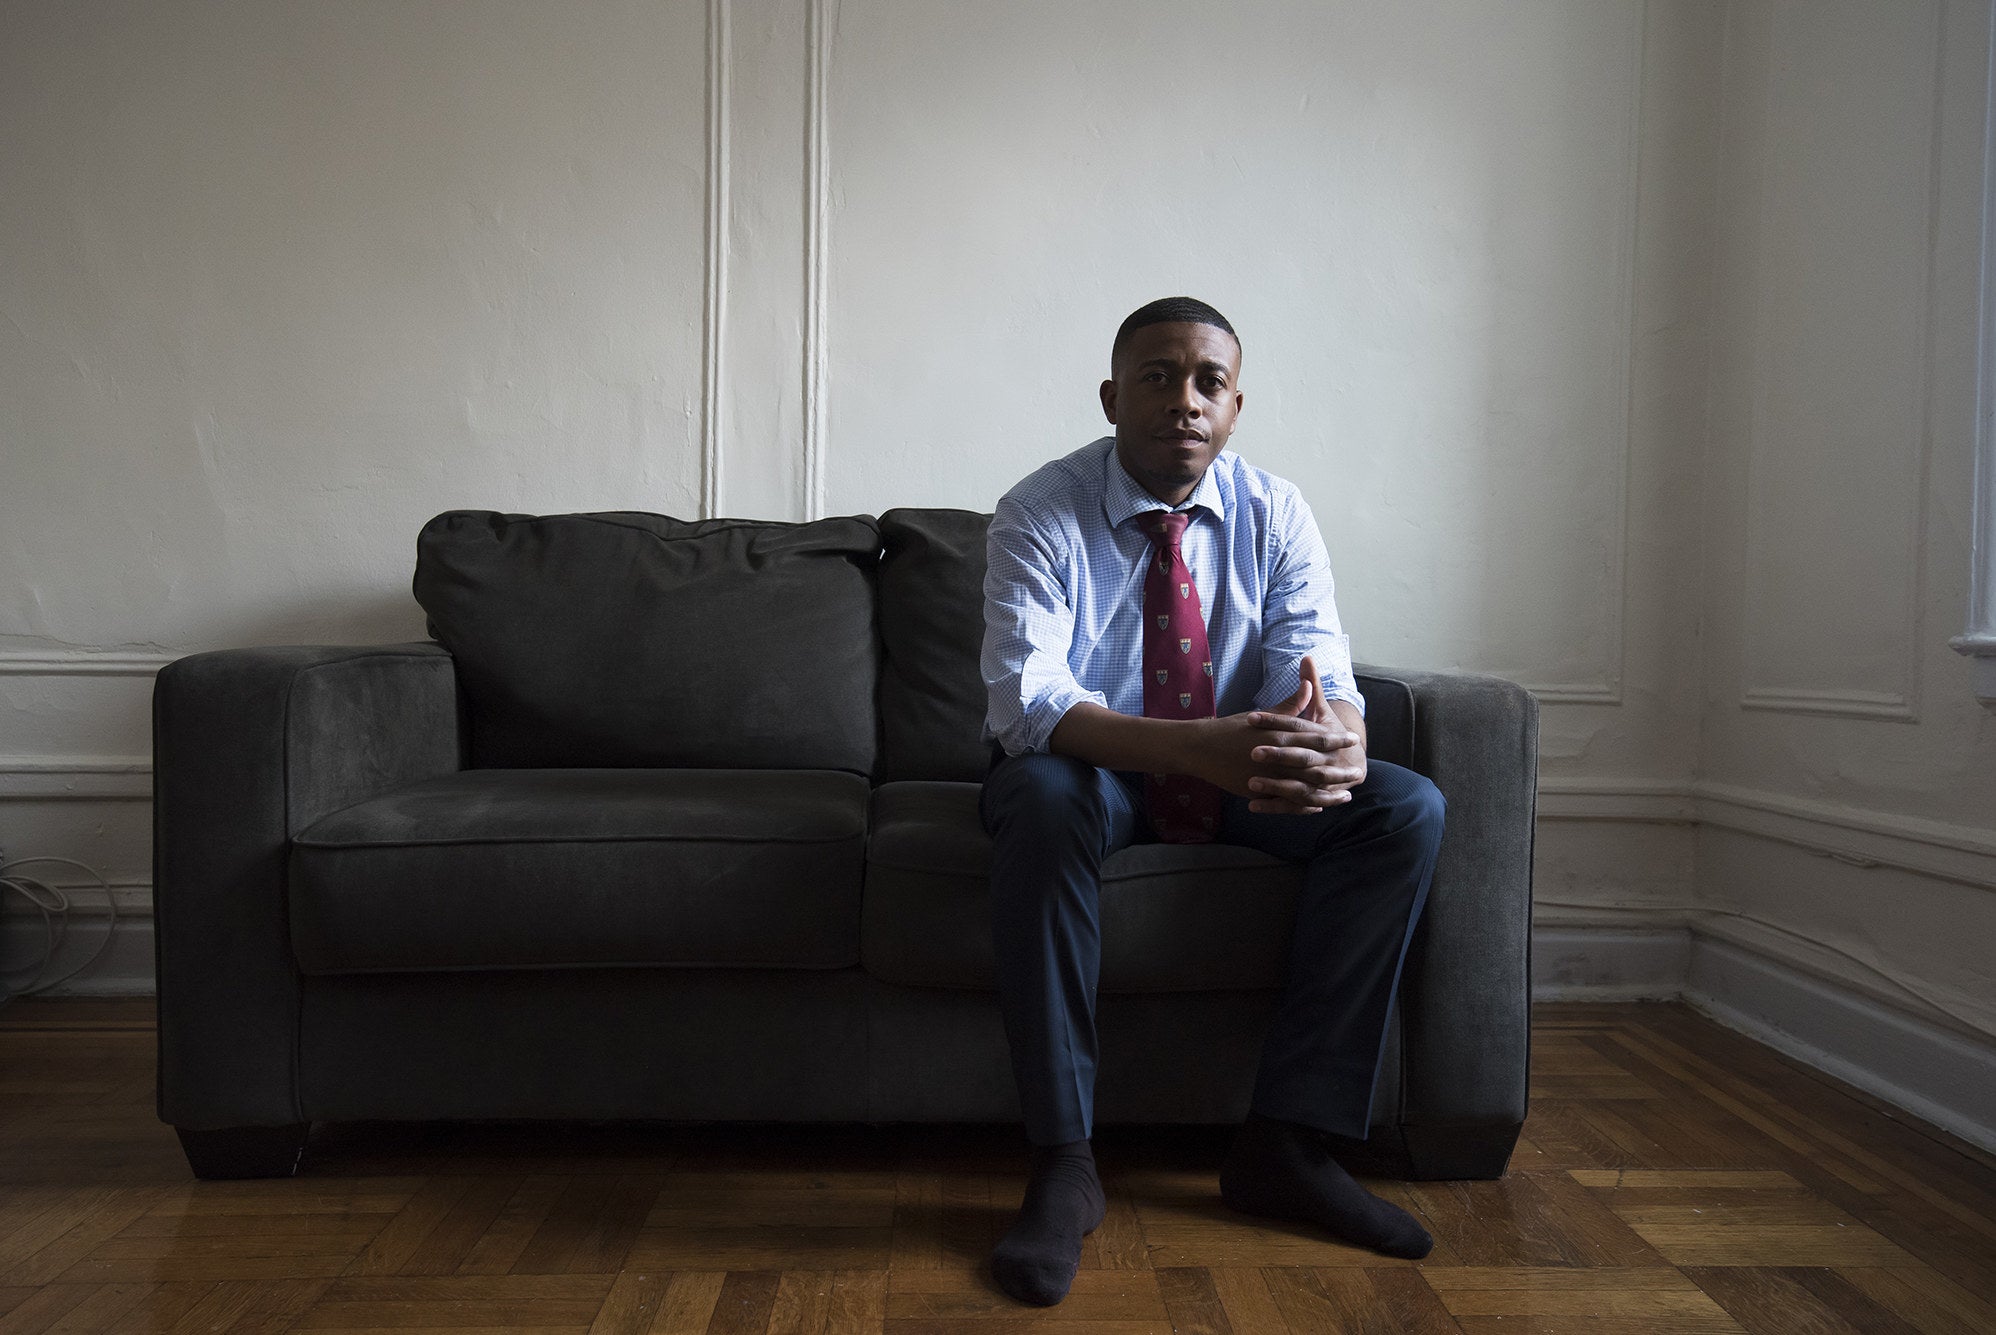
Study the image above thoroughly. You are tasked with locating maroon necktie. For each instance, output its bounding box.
[1140,511,1223,843]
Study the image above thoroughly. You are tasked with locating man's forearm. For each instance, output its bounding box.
[1044,678,1366,810]
[1047,701,1201,775]
[1048,688,1365,778]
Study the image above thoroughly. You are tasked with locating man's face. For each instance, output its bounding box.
[1100,321,1244,507]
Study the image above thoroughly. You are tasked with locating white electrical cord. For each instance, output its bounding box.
[0,856,121,998]
[1535,895,1996,1042]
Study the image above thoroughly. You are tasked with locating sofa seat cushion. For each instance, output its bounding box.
[862,781,1303,993]
[290,768,868,975]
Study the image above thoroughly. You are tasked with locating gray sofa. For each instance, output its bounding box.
[153,508,1537,1180]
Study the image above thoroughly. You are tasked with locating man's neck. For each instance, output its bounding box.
[1114,454,1201,510]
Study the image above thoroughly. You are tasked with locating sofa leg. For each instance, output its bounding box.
[1401,1123,1522,1180]
[175,1124,310,1180]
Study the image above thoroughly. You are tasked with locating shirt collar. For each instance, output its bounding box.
[1099,436,1228,530]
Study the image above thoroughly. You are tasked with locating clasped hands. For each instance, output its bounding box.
[1188,656,1365,815]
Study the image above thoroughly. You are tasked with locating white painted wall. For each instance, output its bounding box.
[0,0,1990,1138]
[2,0,710,655]
[1689,0,1996,1076]
[2,0,712,895]
[2,0,1704,890]
[830,0,1648,698]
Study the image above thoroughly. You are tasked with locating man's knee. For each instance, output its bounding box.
[1320,760,1444,854]
[1371,762,1446,849]
[982,751,1116,846]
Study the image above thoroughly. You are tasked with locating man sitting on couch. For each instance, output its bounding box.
[979,297,1448,1306]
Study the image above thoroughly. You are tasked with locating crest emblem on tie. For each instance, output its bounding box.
[1156,614,1170,630]
[1179,582,1190,599]
[1158,557,1169,573]
[1203,660,1213,677]
[1178,692,1192,708]
[1179,638,1192,654]
[1177,792,1192,807]
[1155,669,1168,684]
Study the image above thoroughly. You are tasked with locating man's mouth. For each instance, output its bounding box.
[1159,431,1207,443]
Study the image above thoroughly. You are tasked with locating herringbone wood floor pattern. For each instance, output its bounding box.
[1,1001,1992,1333]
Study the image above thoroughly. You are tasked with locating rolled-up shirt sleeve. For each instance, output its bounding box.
[982,499,1108,755]
[1254,490,1366,717]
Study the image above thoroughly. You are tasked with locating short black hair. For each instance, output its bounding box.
[1111,296,1240,368]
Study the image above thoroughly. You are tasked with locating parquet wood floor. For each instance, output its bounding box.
[1,1000,1992,1334]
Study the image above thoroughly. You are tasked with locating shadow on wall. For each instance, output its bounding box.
[194,584,433,654]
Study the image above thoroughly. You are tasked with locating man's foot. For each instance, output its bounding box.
[1219,1113,1433,1259]
[990,1140,1107,1306]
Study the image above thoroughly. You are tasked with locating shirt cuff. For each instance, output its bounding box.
[1001,683,1109,756]
[1257,639,1366,718]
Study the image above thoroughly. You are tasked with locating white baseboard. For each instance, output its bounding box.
[1684,935,1996,1156]
[1532,912,1996,1155]
[0,895,154,998]
[1531,921,1689,1001]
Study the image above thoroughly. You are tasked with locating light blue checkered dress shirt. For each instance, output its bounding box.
[982,435,1364,756]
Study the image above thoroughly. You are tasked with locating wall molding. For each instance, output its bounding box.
[1738,686,1918,721]
[1539,776,1996,889]
[1535,776,1697,823]
[1956,0,1996,704]
[0,880,152,916]
[1736,4,1944,722]
[0,757,152,801]
[1899,0,1946,715]
[0,651,172,676]
[801,0,831,521]
[1519,4,1649,710]
[698,0,730,520]
[1953,634,1996,701]
[1523,682,1625,706]
[1698,779,1996,890]
[1737,689,1920,722]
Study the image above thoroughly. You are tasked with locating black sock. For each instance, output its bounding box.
[1219,1113,1433,1259]
[990,1139,1107,1306]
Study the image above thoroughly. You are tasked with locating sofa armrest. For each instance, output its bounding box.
[153,642,461,1131]
[1365,666,1538,1153]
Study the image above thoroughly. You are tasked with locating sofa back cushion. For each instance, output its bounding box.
[876,508,993,784]
[875,507,1418,780]
[414,510,881,771]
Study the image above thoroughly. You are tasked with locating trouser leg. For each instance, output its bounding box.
[1219,758,1446,1138]
[981,752,1146,1147]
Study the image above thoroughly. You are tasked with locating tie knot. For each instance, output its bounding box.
[1142,511,1190,549]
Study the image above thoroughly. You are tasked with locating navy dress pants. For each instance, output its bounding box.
[981,752,1446,1147]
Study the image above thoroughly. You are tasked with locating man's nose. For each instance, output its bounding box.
[1170,378,1202,415]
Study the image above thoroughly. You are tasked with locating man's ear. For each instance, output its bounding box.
[1099,379,1118,424]
[1233,389,1244,418]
